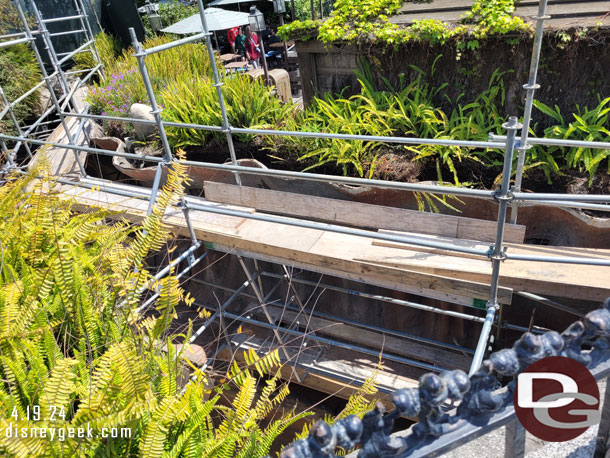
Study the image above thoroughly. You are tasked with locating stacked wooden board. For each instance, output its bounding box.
[55,179,610,304]
[51,178,610,400]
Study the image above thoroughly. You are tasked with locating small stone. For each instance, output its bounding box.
[128,103,156,139]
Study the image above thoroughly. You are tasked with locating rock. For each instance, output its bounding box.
[128,103,156,139]
[567,177,588,195]
[174,343,207,366]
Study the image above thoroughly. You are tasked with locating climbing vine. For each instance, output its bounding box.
[278,0,532,48]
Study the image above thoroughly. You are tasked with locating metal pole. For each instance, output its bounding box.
[129,27,175,210]
[195,0,241,185]
[594,379,610,458]
[258,36,271,86]
[490,133,610,151]
[136,249,207,313]
[61,109,507,150]
[29,1,70,96]
[73,0,105,80]
[16,0,87,176]
[189,271,262,343]
[469,116,522,376]
[237,256,302,382]
[0,86,32,159]
[261,271,487,324]
[221,310,447,373]
[511,0,549,224]
[505,420,527,458]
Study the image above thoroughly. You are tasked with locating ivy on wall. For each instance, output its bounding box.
[278,0,531,49]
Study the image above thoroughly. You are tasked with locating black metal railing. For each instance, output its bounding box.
[276,298,610,458]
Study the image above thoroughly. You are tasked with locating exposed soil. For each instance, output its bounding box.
[86,117,609,219]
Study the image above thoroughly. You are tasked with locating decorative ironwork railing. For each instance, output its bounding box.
[277,297,610,458]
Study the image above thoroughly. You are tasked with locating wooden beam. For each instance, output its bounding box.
[217,332,420,402]
[259,304,473,371]
[203,182,526,244]
[55,181,610,302]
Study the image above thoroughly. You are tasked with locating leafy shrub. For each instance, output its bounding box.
[0,162,309,456]
[265,62,506,183]
[87,35,212,117]
[532,97,610,185]
[0,44,41,137]
[142,0,199,37]
[161,73,296,146]
[278,0,531,47]
[73,30,122,73]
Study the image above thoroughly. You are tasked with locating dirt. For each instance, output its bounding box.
[87,117,609,216]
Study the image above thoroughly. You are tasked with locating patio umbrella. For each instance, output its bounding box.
[160,8,250,34]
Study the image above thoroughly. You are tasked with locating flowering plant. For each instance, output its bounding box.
[87,68,150,117]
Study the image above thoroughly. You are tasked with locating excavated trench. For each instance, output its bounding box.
[86,136,609,451]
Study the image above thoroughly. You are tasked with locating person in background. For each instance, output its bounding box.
[262,23,272,42]
[268,28,281,45]
[244,25,260,69]
[227,26,239,53]
[235,27,246,60]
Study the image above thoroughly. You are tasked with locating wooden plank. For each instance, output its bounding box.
[352,234,610,302]
[209,241,491,307]
[261,304,472,371]
[218,332,420,402]
[203,182,526,244]
[29,85,98,178]
[55,181,610,303]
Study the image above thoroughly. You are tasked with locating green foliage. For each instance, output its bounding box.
[87,34,213,117]
[142,1,199,37]
[0,162,306,456]
[161,73,296,147]
[532,97,610,186]
[277,19,322,42]
[0,44,41,137]
[461,0,530,37]
[265,61,506,184]
[73,31,122,73]
[0,0,34,35]
[87,33,292,149]
[278,0,531,47]
[316,0,403,43]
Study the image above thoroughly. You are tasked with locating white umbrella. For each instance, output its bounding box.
[160,8,250,34]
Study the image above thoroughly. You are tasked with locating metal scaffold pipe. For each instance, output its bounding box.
[511,0,549,223]
[469,116,522,376]
[128,27,176,211]
[195,0,241,185]
[15,0,87,176]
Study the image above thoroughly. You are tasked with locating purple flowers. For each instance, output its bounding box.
[87,66,153,118]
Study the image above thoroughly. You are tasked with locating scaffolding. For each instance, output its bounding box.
[1,1,610,454]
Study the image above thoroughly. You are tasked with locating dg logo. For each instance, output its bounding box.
[514,356,601,442]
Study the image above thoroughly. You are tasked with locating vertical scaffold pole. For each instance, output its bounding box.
[510,0,549,224]
[469,116,522,376]
[195,0,241,185]
[0,85,33,159]
[128,27,174,213]
[73,0,105,80]
[16,0,87,177]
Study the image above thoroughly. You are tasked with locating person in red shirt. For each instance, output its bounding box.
[227,26,239,53]
[244,25,260,69]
